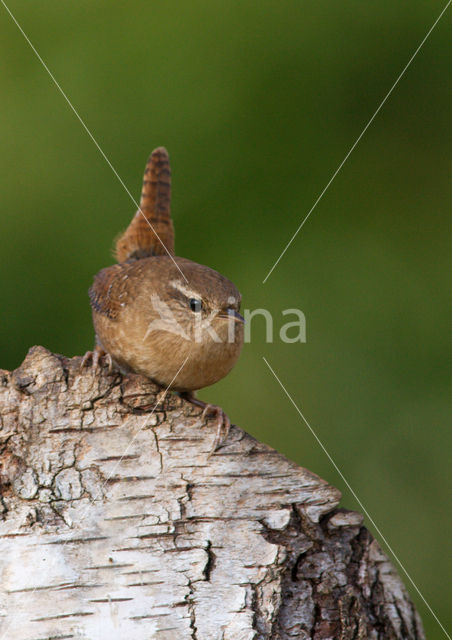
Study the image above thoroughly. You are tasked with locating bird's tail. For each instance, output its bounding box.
[115,147,175,262]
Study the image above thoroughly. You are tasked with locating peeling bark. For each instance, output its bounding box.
[0,346,425,639]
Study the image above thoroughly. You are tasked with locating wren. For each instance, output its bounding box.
[85,147,244,443]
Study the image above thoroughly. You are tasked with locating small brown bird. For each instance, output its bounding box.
[84,147,244,445]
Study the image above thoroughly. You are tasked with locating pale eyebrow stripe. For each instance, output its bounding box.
[170,280,199,299]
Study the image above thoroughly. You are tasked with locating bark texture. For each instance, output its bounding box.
[0,346,425,640]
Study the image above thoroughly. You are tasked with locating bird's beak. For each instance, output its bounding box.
[218,309,245,323]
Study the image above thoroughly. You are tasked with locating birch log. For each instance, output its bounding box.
[0,346,425,640]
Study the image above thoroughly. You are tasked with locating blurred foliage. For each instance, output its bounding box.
[0,1,451,636]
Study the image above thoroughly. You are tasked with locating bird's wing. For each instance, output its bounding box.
[89,263,132,320]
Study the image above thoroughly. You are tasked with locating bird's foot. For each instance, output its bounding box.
[81,345,113,372]
[203,404,231,454]
[182,393,231,453]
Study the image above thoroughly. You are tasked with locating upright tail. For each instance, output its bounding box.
[115,147,175,262]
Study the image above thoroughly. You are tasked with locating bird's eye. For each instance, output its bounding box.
[189,298,202,313]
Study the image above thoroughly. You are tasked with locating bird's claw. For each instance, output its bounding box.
[201,404,231,454]
[178,393,232,453]
[81,346,113,372]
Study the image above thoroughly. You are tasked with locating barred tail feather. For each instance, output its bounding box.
[115,147,175,262]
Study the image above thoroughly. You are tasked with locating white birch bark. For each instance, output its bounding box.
[0,346,425,640]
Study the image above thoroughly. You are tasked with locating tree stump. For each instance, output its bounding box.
[0,346,425,639]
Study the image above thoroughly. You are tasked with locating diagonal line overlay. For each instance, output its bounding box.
[263,356,451,639]
[0,354,190,640]
[97,353,190,486]
[0,0,188,283]
[262,0,451,283]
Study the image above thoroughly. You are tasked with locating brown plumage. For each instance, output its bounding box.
[87,147,244,396]
[115,147,174,262]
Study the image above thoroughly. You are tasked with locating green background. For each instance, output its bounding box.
[0,1,450,636]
